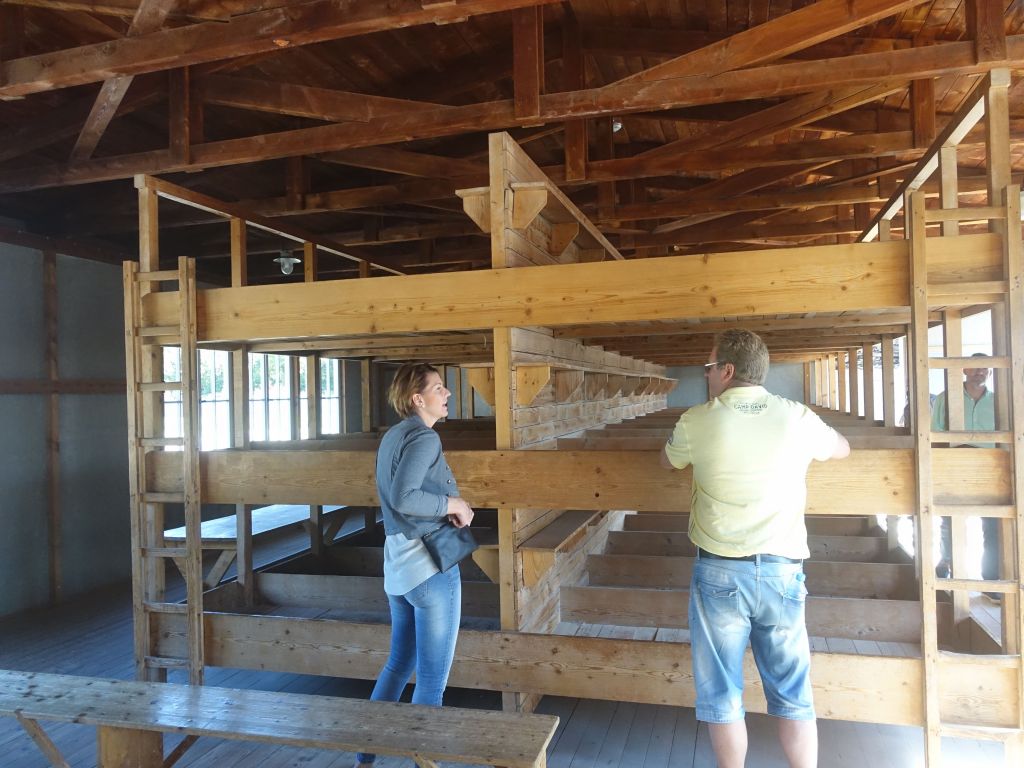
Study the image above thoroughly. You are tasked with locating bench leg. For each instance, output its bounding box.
[96,725,162,768]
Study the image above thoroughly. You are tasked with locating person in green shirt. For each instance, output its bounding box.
[931,354,1000,596]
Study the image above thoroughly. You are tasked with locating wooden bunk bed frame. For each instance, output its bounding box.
[124,82,1024,763]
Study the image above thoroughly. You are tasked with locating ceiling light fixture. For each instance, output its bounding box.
[273,250,302,276]
[612,119,623,133]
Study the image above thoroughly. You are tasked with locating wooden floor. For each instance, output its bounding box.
[0,529,1008,767]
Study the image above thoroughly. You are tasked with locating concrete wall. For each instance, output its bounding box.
[0,245,129,617]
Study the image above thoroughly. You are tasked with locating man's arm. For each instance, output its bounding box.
[830,432,851,460]
[660,446,677,469]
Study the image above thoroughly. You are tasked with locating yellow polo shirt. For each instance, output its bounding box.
[664,386,841,560]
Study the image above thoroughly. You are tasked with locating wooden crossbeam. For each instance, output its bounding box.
[69,0,180,161]
[146,447,1012,515]
[613,0,928,85]
[0,0,563,98]
[6,37,1024,192]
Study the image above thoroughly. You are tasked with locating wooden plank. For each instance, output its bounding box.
[192,613,1021,728]
[146,447,1013,514]
[587,554,917,600]
[255,573,499,617]
[604,530,888,562]
[561,584,934,643]
[43,251,61,604]
[141,235,1003,342]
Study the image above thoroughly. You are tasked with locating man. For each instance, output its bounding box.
[931,353,1000,592]
[661,329,850,768]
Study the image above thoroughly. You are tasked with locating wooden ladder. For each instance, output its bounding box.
[908,187,1024,764]
[123,256,203,684]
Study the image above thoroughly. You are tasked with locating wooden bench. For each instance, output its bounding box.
[0,669,558,768]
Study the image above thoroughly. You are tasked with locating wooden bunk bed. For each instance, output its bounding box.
[124,119,1024,766]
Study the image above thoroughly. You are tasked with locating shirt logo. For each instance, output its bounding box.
[732,400,768,413]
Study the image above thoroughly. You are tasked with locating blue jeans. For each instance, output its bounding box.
[689,555,815,724]
[356,566,461,764]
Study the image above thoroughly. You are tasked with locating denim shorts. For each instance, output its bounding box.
[689,555,815,723]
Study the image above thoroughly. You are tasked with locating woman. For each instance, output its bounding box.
[355,363,474,767]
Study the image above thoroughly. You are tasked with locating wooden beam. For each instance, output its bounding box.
[199,74,448,123]
[142,234,1002,342]
[7,37,1024,191]
[614,0,928,85]
[0,0,563,98]
[69,0,180,161]
[147,447,1012,515]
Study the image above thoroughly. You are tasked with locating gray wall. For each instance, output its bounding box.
[0,245,129,617]
[666,362,806,409]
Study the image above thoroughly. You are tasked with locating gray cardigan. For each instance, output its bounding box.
[375,414,459,539]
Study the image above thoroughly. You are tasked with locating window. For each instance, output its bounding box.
[161,348,231,449]
[249,353,292,441]
[199,349,231,450]
[298,360,309,440]
[320,358,342,435]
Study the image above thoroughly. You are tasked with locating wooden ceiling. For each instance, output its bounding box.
[1,0,1022,364]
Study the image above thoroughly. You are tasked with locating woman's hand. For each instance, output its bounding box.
[446,496,474,528]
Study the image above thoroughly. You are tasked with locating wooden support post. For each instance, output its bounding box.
[803,363,811,405]
[827,353,838,411]
[967,0,1008,63]
[358,260,373,432]
[229,216,253,604]
[862,342,876,423]
[135,182,165,682]
[941,310,970,638]
[43,250,61,604]
[881,337,896,427]
[512,5,543,120]
[96,725,162,768]
[562,8,586,182]
[848,347,861,419]
[837,351,848,414]
[909,190,942,765]
[168,67,191,164]
[938,144,959,237]
[910,76,936,149]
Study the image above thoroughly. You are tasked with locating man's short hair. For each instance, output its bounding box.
[715,329,769,385]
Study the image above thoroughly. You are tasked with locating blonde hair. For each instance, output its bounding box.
[714,329,769,385]
[388,363,441,419]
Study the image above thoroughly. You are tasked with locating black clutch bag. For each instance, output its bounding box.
[421,522,478,572]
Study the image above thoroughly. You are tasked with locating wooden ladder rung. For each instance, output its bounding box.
[140,436,185,448]
[927,355,1010,369]
[138,325,180,337]
[139,381,183,392]
[142,492,184,503]
[939,723,1021,742]
[933,504,1017,519]
[935,578,1018,594]
[143,656,190,670]
[137,269,180,283]
[143,601,188,614]
[142,546,189,558]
